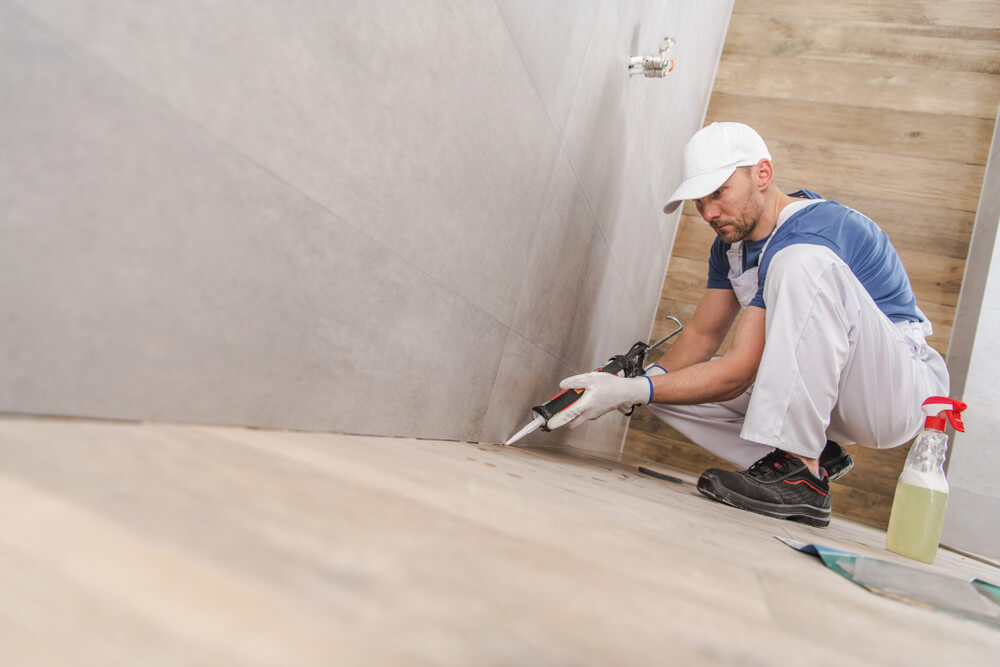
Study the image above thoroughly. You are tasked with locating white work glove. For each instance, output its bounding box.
[547,372,653,431]
[643,363,668,377]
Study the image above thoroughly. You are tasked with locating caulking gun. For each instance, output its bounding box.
[504,316,683,446]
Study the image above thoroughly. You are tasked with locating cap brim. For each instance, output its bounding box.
[662,165,738,214]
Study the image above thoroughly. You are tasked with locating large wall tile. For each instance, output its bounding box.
[942,488,1000,559]
[11,0,561,326]
[603,158,664,297]
[946,395,1000,495]
[0,9,506,440]
[965,302,1000,407]
[511,150,614,371]
[562,1,632,237]
[495,0,600,137]
[582,256,632,374]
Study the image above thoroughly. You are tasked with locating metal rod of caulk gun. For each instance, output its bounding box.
[647,315,683,352]
[502,316,683,446]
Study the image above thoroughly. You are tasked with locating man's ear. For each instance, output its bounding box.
[755,158,774,192]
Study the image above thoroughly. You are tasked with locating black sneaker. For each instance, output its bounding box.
[697,450,831,527]
[820,440,853,482]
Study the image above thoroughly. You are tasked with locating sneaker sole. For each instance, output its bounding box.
[697,476,831,528]
[825,457,854,483]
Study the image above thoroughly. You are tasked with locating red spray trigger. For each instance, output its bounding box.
[920,396,967,432]
[946,410,965,432]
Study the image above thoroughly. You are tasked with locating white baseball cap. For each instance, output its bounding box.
[662,122,771,213]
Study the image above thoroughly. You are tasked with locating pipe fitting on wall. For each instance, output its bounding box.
[628,37,675,78]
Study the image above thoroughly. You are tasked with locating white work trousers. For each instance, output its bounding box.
[647,244,950,469]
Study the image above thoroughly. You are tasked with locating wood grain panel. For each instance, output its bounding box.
[914,300,953,356]
[659,256,709,300]
[706,93,995,165]
[896,248,965,308]
[714,55,1000,119]
[651,298,696,324]
[672,215,717,259]
[646,297,737,363]
[649,299,697,342]
[725,14,1000,74]
[832,485,896,529]
[768,139,985,212]
[734,0,1000,30]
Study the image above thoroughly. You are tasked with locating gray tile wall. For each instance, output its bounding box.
[0,1,733,454]
[942,107,1000,559]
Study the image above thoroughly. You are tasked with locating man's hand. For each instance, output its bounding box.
[547,372,652,430]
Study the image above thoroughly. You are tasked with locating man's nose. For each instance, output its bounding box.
[701,201,721,221]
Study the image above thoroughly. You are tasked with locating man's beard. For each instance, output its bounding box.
[713,190,762,243]
[713,218,756,243]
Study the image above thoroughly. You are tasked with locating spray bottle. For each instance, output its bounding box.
[885,396,967,564]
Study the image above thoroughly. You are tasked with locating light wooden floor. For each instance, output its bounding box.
[1,416,998,665]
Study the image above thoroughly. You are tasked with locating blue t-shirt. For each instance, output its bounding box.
[706,190,921,323]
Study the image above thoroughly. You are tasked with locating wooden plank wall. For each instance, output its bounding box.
[623,0,1000,528]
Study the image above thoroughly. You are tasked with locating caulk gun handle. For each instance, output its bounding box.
[531,355,632,429]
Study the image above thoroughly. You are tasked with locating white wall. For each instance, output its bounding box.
[942,108,1000,559]
[0,1,732,454]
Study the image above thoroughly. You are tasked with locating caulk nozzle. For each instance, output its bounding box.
[503,415,545,446]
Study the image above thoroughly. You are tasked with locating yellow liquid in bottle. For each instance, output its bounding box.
[885,480,948,564]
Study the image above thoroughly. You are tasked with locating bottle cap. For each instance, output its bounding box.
[921,396,967,432]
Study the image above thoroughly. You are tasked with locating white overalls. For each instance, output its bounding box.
[645,201,950,468]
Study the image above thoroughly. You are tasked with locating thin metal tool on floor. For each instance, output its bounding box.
[504,316,683,446]
[637,466,683,484]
